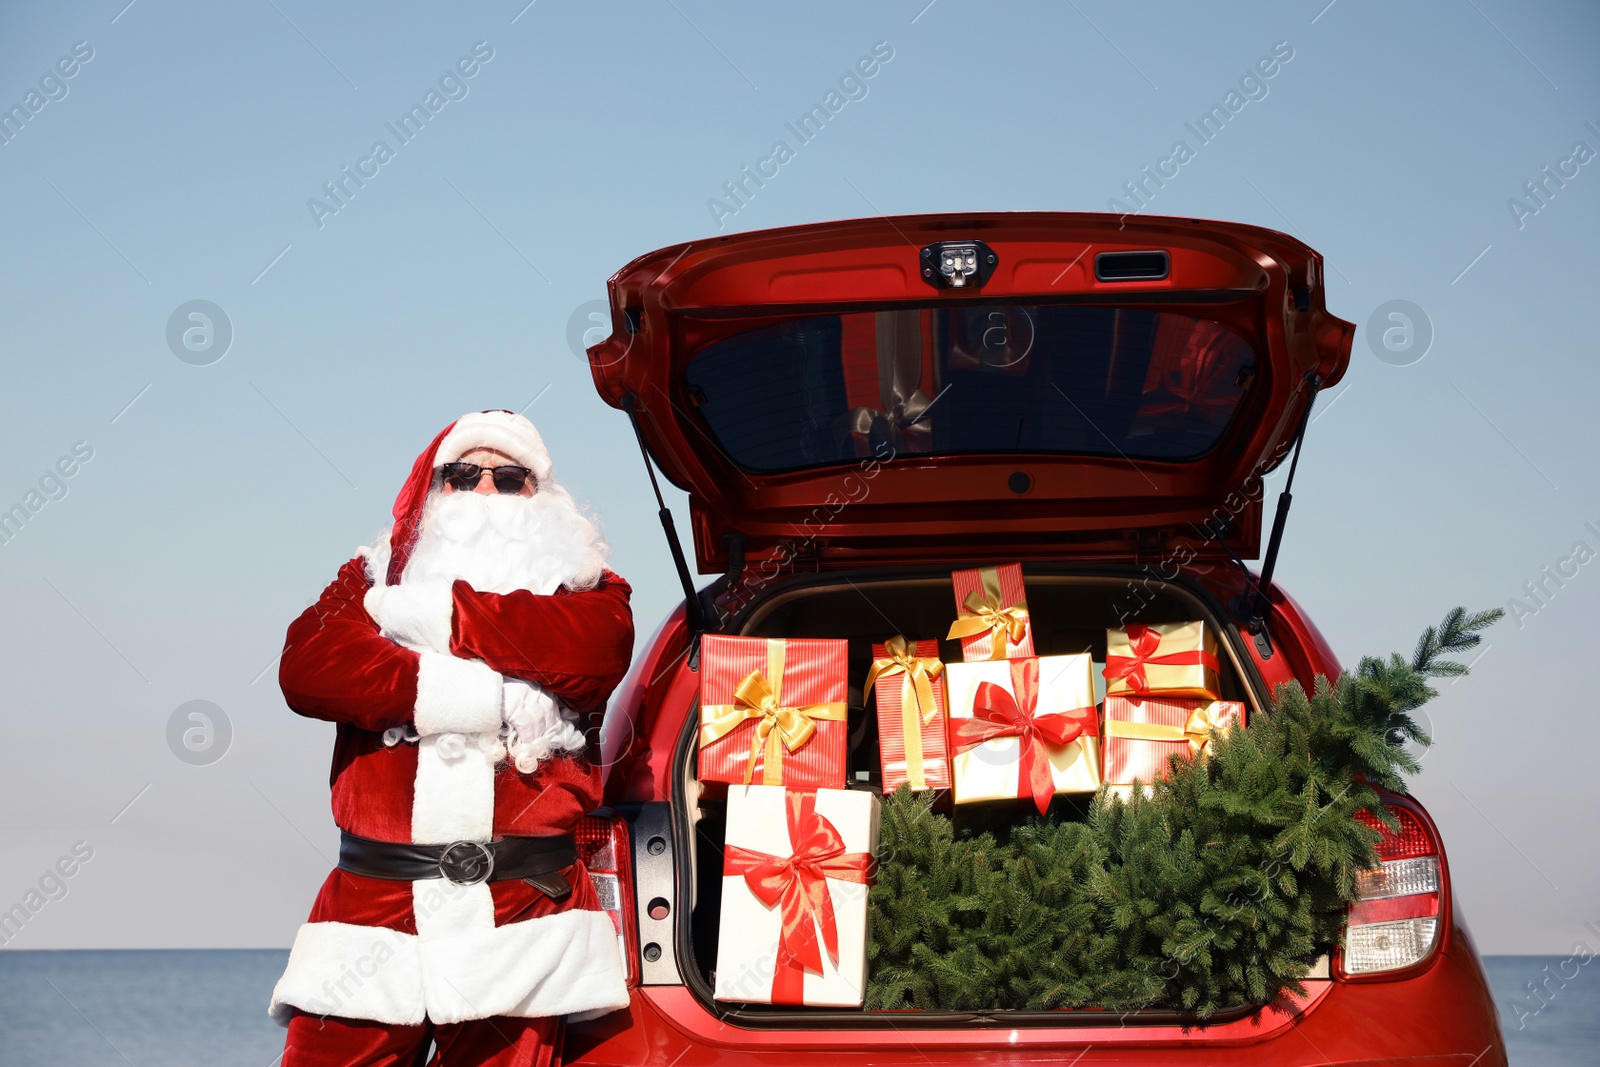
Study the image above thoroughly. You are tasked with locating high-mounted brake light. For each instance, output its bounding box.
[576,813,640,986]
[1094,249,1170,281]
[1341,805,1444,977]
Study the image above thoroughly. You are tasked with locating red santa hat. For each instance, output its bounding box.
[384,410,554,585]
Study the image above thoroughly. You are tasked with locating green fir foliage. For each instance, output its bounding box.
[865,607,1500,1016]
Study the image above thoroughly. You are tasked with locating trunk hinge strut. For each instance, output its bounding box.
[622,394,705,637]
[1244,371,1322,656]
[696,533,747,632]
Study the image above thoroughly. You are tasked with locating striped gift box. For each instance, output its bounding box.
[946,563,1034,662]
[697,635,848,790]
[867,636,949,793]
[1101,694,1246,788]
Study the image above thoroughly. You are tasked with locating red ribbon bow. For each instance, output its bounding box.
[1104,624,1221,699]
[722,793,874,999]
[953,658,1096,815]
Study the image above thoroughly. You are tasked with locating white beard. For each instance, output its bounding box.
[401,484,608,596]
[366,483,609,774]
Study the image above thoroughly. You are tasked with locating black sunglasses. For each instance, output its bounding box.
[440,462,535,494]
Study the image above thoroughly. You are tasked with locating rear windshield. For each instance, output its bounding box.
[684,306,1256,472]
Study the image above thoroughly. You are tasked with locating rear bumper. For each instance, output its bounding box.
[567,934,1505,1066]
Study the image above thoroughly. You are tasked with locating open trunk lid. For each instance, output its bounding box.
[588,213,1352,574]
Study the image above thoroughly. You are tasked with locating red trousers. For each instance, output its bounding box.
[283,1010,563,1067]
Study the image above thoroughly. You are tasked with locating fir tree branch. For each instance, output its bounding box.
[865,606,1499,1016]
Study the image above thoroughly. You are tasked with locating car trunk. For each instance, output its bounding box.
[668,565,1271,1025]
[588,213,1353,1023]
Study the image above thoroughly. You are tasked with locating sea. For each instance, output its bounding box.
[0,951,1592,1065]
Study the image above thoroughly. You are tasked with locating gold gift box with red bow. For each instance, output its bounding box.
[1104,620,1221,701]
[944,654,1102,813]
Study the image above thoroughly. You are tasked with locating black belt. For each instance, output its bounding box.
[338,831,575,900]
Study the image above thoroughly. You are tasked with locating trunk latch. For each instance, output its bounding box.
[922,240,997,290]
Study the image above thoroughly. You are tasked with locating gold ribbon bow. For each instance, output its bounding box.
[838,387,935,452]
[945,567,1030,660]
[699,639,848,785]
[864,635,945,791]
[1103,701,1237,758]
[835,311,937,455]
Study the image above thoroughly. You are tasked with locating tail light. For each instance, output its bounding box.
[1340,802,1445,977]
[576,813,640,986]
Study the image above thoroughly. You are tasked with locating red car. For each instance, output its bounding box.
[561,213,1507,1066]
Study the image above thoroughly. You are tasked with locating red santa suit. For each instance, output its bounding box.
[269,412,632,1060]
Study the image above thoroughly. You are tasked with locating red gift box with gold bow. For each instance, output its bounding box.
[697,635,848,789]
[1101,695,1246,788]
[713,786,880,1006]
[866,635,949,793]
[946,563,1034,662]
[944,654,1102,814]
[1104,620,1221,702]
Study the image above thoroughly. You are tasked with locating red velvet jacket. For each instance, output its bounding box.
[280,557,634,844]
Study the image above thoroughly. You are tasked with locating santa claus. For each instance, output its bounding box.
[270,410,633,1066]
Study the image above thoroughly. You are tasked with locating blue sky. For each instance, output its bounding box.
[0,0,1595,954]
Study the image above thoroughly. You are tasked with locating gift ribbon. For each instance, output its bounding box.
[945,567,1030,660]
[952,658,1096,815]
[699,640,848,785]
[1104,623,1220,697]
[722,791,874,1003]
[1103,701,1237,758]
[838,390,934,453]
[864,635,945,791]
[837,316,935,453]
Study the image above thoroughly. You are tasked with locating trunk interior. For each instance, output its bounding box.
[670,566,1269,1024]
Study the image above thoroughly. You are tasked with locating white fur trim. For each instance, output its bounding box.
[365,582,454,655]
[437,411,554,484]
[414,877,494,940]
[269,921,424,1025]
[414,652,503,737]
[269,908,630,1027]
[411,731,499,845]
[421,904,629,1024]
[412,654,503,845]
